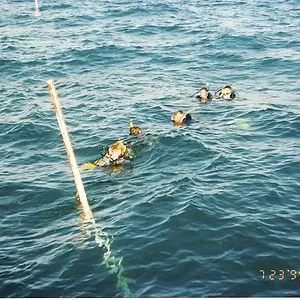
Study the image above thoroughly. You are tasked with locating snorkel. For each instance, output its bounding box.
[180,110,192,123]
[230,88,239,99]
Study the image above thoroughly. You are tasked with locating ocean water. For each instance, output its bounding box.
[1,0,300,297]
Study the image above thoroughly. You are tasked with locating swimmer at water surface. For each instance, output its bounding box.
[129,119,142,137]
[215,85,238,100]
[171,110,193,126]
[79,120,143,171]
[94,140,132,166]
[80,140,134,171]
[196,87,213,103]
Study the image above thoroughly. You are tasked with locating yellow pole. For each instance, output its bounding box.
[46,79,93,220]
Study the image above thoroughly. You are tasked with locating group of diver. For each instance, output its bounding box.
[195,84,238,103]
[80,84,238,171]
[172,84,238,126]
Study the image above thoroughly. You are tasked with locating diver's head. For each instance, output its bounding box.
[129,126,142,136]
[106,141,127,161]
[218,85,237,99]
[129,119,142,137]
[199,87,210,102]
[171,110,192,125]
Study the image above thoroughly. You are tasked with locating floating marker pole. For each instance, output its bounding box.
[35,0,39,11]
[47,80,131,296]
[47,79,93,220]
[34,0,40,16]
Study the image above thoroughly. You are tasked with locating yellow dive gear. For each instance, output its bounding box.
[79,162,97,171]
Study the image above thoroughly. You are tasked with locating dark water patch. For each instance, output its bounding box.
[40,3,73,10]
[0,282,28,298]
[239,107,300,138]
[148,2,180,13]
[1,122,58,149]
[0,58,45,77]
[0,236,118,297]
[54,44,147,68]
[216,34,266,51]
[103,6,151,18]
[123,23,184,36]
[103,2,179,19]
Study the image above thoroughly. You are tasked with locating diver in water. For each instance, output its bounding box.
[80,120,143,171]
[171,110,193,126]
[195,87,213,103]
[80,140,133,170]
[215,85,238,100]
[129,119,142,137]
[94,140,133,167]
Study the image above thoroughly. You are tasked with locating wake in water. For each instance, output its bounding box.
[80,217,132,297]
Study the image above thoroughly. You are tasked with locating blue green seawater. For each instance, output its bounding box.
[1,0,300,297]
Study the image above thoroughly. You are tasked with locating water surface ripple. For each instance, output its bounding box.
[1,0,300,297]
